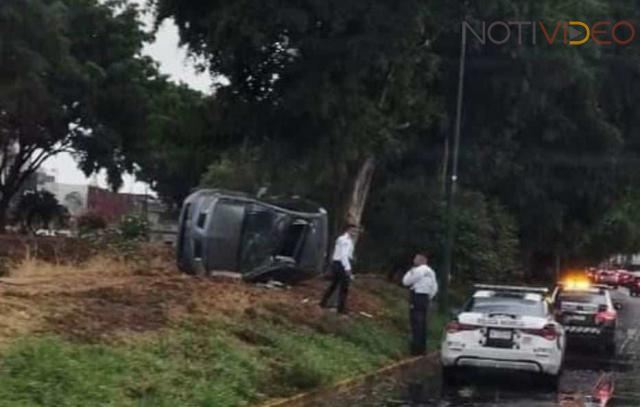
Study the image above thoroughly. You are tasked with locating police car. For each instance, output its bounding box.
[550,281,621,356]
[441,285,565,386]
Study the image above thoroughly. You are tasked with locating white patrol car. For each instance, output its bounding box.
[441,284,565,386]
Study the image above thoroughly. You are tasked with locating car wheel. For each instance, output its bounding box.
[442,366,459,386]
[540,373,560,391]
[603,336,616,357]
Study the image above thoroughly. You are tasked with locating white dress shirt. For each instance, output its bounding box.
[332,233,354,272]
[402,265,438,299]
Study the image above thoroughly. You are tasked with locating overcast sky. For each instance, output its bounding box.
[43,3,212,194]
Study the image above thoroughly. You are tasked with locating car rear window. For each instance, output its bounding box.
[558,293,606,305]
[465,297,546,317]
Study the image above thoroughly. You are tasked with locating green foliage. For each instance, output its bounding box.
[80,223,149,263]
[77,212,107,235]
[361,179,522,284]
[435,0,640,271]
[0,0,166,228]
[0,287,447,406]
[154,0,441,220]
[118,215,149,240]
[132,83,214,209]
[199,148,264,194]
[14,191,68,232]
[3,0,640,280]
[0,338,128,406]
[584,192,640,261]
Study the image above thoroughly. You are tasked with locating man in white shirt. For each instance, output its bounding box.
[402,253,438,355]
[320,224,358,314]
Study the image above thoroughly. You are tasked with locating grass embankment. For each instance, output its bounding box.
[0,254,447,407]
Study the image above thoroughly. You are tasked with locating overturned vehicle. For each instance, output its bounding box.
[176,189,328,282]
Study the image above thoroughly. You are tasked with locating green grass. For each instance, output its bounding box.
[0,285,448,407]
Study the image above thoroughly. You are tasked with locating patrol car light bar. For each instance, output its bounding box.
[473,284,548,294]
[557,280,610,291]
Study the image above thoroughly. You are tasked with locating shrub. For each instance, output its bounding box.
[361,180,523,284]
[77,213,107,235]
[118,215,149,241]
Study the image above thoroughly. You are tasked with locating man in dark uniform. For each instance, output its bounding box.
[320,224,358,314]
[402,253,439,355]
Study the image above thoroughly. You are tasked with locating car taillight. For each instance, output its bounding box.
[596,311,616,324]
[523,324,558,341]
[445,321,477,333]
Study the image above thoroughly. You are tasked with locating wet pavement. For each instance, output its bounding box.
[312,288,640,406]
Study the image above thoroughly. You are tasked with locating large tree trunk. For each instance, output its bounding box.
[0,200,9,234]
[345,156,376,242]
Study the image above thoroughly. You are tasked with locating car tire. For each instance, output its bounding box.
[602,334,616,357]
[541,373,560,391]
[442,366,459,386]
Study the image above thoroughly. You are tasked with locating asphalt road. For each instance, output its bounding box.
[313,288,640,406]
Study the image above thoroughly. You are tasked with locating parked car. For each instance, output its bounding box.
[595,269,620,288]
[551,282,621,356]
[629,276,640,296]
[617,269,633,288]
[441,284,565,388]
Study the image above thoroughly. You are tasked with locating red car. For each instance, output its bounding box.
[630,276,640,296]
[596,269,620,288]
[617,270,633,287]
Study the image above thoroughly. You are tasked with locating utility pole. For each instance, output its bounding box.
[440,21,468,311]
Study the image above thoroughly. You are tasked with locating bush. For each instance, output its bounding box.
[361,179,523,285]
[77,213,107,235]
[118,215,149,241]
[14,191,68,232]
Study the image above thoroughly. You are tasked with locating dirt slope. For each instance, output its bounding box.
[0,245,389,345]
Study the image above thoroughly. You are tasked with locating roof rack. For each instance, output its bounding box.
[474,284,548,294]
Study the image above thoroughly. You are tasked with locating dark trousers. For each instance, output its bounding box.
[320,261,350,313]
[410,292,429,355]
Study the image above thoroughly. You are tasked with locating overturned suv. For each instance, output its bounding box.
[550,282,622,356]
[176,189,328,282]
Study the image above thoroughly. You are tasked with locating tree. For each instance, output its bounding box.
[154,0,640,282]
[360,177,522,284]
[0,0,159,230]
[15,190,68,232]
[132,82,215,211]
[152,0,441,232]
[426,0,640,276]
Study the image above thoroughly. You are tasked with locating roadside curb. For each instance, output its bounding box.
[256,352,439,407]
